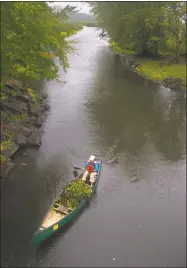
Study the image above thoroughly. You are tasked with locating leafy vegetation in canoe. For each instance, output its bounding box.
[60,179,93,210]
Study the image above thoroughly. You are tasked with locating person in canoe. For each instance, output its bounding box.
[82,155,99,187]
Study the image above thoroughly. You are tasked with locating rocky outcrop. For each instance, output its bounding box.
[162,77,186,91]
[0,162,16,179]
[0,79,50,179]
[2,141,19,160]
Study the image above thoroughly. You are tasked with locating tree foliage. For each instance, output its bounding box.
[89,2,186,60]
[1,2,77,87]
[52,4,77,21]
[0,2,80,164]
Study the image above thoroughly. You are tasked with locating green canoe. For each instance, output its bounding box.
[32,156,101,245]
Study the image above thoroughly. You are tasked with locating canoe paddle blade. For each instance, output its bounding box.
[73,166,83,170]
[73,170,78,177]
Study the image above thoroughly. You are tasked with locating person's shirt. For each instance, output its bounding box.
[84,161,99,172]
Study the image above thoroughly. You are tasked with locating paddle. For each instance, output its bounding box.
[72,166,84,178]
[73,166,84,170]
[73,170,79,177]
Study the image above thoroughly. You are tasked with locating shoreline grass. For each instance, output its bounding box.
[136,59,186,86]
[109,40,186,89]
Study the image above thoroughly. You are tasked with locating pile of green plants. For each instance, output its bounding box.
[61,179,93,209]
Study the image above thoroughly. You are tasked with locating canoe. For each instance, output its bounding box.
[32,156,101,245]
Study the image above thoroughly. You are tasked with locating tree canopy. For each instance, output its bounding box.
[89,2,186,60]
[1,2,78,87]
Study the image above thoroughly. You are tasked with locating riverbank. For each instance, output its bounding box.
[0,79,50,179]
[110,41,186,91]
[135,58,186,91]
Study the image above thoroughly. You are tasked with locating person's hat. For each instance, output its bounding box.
[89,155,95,162]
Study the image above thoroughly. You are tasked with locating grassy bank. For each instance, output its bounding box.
[110,41,186,90]
[136,59,186,83]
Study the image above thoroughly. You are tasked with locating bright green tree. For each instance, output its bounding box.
[1,2,75,87]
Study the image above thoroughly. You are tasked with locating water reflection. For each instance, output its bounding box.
[87,53,186,176]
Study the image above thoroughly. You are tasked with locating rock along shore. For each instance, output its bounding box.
[0,79,50,179]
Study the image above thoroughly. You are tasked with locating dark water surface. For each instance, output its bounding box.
[1,27,186,267]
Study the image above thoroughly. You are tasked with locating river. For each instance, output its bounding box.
[1,27,186,267]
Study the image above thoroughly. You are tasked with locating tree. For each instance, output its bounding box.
[89,1,186,59]
[1,2,75,87]
[52,4,77,21]
[164,2,186,62]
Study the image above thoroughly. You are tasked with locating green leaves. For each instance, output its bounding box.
[1,2,75,87]
[0,2,79,164]
[27,88,36,102]
[60,32,68,37]
[90,2,186,59]
[61,179,92,209]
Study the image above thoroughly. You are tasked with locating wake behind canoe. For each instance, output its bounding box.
[32,156,101,245]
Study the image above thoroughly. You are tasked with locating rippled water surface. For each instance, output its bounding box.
[1,27,186,267]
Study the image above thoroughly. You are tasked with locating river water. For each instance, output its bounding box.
[1,27,186,267]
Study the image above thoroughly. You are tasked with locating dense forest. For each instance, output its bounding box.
[89,2,186,60]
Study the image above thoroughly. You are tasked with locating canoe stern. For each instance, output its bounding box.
[32,200,87,245]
